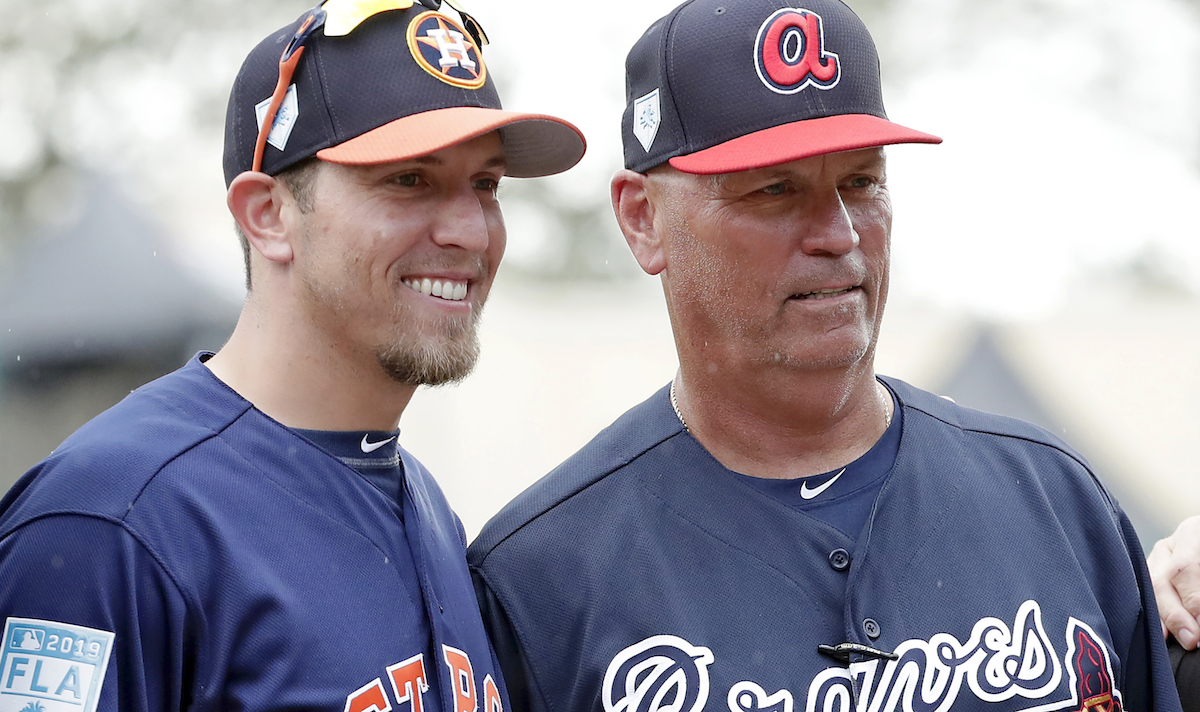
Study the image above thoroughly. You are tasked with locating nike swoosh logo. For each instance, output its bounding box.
[800,468,846,500]
[360,434,396,454]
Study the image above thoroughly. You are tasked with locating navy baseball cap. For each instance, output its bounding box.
[621,0,940,174]
[224,4,586,186]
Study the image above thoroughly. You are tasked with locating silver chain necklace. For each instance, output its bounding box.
[669,378,893,433]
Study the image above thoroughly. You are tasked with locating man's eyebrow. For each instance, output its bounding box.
[847,149,887,172]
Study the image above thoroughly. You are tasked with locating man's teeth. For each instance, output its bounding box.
[797,287,854,300]
[403,278,468,301]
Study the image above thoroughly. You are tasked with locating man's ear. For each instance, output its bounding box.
[611,169,667,276]
[227,172,296,264]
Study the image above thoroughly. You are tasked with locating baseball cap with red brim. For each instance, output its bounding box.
[621,0,939,175]
[224,0,585,186]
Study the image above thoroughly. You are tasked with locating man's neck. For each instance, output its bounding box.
[674,362,892,481]
[204,306,416,432]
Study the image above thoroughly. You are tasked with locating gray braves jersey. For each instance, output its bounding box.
[468,378,1181,712]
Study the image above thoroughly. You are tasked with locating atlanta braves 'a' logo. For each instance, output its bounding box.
[407,11,487,89]
[754,8,840,95]
[603,635,714,712]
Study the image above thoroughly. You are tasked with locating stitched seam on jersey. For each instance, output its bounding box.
[468,567,558,712]
[120,380,252,518]
[472,428,683,567]
[221,436,399,559]
[643,480,826,599]
[896,396,1118,514]
[1,510,195,617]
[886,402,1125,633]
[899,397,1093,473]
[122,429,234,518]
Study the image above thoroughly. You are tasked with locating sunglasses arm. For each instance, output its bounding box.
[252,46,307,174]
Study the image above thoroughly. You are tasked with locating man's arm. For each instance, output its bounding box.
[1115,510,1186,710]
[470,568,540,712]
[1149,515,1200,649]
[0,514,187,712]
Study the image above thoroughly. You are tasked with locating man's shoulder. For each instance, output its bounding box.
[884,375,1085,460]
[469,383,679,563]
[884,376,1115,513]
[0,357,253,531]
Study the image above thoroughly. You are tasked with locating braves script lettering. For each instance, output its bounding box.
[602,601,1123,712]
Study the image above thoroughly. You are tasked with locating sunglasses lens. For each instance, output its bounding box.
[323,0,419,36]
[283,8,327,60]
[457,10,488,46]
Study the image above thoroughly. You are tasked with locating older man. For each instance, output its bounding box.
[0,2,582,711]
[468,1,1180,711]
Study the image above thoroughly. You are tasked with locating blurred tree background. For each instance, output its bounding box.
[3,0,1200,538]
[0,0,311,261]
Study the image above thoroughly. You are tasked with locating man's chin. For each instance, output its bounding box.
[376,332,481,387]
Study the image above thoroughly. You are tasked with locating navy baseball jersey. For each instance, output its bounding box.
[468,378,1182,712]
[0,354,507,712]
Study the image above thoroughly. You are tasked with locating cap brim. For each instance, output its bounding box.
[317,106,586,178]
[668,114,941,175]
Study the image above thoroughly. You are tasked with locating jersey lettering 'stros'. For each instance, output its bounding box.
[602,602,1123,712]
[602,635,715,712]
[345,646,503,712]
[407,11,487,89]
[754,8,841,95]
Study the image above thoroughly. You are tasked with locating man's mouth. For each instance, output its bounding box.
[792,286,857,300]
[403,277,469,302]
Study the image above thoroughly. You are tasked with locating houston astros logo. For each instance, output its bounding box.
[407,11,487,89]
[602,635,714,712]
[754,8,840,95]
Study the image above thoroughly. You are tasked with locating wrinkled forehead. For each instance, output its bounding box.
[653,146,888,189]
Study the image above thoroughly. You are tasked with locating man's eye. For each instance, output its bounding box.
[759,183,787,195]
[393,174,420,187]
[475,177,500,193]
[847,176,878,189]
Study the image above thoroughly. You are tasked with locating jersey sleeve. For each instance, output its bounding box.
[0,514,190,712]
[1116,509,1185,711]
[471,567,543,712]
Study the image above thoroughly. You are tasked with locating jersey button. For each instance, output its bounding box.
[828,549,851,571]
[863,618,881,640]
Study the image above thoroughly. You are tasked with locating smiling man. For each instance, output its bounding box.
[0,2,582,711]
[467,1,1181,711]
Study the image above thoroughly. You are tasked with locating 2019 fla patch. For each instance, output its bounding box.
[0,618,114,712]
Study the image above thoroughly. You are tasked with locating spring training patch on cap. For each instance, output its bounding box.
[407,11,487,89]
[633,89,661,153]
[754,8,841,95]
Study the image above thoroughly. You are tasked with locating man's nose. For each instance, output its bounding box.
[800,188,858,256]
[431,187,491,252]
